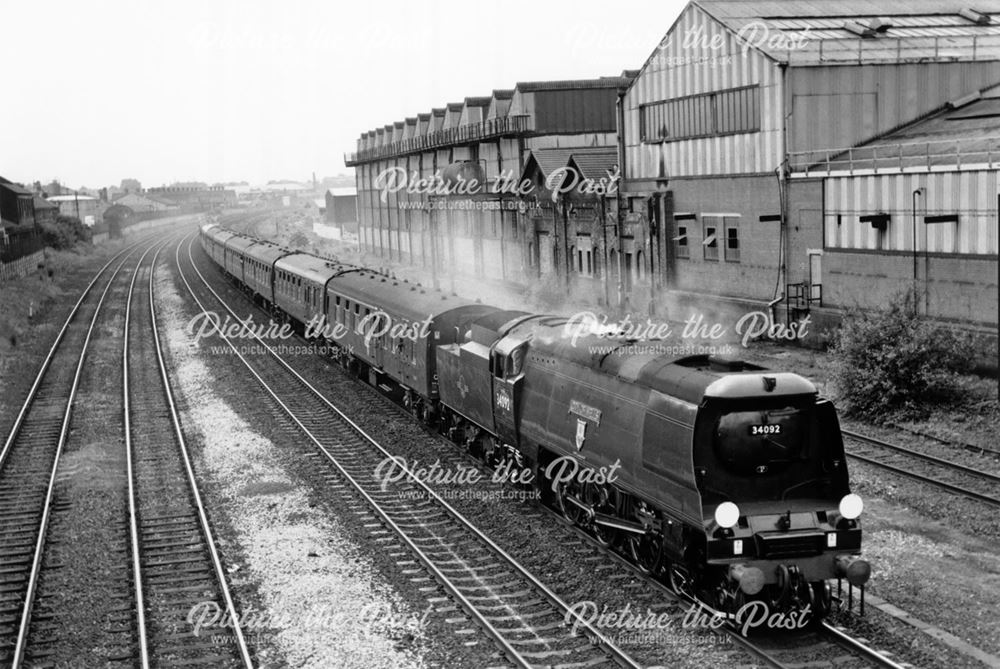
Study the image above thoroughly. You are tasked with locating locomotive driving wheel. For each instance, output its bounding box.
[555,480,589,526]
[625,533,664,575]
[623,500,662,574]
[584,483,619,547]
[667,561,694,597]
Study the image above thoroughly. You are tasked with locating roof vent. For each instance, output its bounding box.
[868,17,893,32]
[948,90,981,109]
[960,8,992,24]
[843,20,876,37]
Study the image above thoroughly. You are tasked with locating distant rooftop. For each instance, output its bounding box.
[47,194,98,202]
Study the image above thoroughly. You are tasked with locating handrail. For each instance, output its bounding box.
[789,135,1000,176]
[769,33,1000,66]
[345,115,533,165]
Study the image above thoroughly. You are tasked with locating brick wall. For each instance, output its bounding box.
[665,175,784,301]
[824,250,998,325]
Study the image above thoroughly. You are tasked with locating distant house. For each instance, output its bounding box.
[0,177,36,227]
[32,196,58,225]
[46,194,105,227]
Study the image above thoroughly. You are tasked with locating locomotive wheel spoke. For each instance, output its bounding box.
[556,480,588,526]
[627,532,663,575]
[588,483,619,548]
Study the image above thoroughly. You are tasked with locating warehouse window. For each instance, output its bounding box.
[703,224,718,261]
[640,85,760,142]
[725,219,740,262]
[675,225,689,258]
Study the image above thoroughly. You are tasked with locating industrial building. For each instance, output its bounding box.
[324,187,359,235]
[345,75,635,295]
[46,194,105,227]
[346,0,999,329]
[621,0,999,327]
[146,184,237,211]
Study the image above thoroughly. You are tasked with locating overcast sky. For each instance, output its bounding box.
[1,0,684,190]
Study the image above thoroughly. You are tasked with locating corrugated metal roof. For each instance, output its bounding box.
[695,0,1000,63]
[515,76,634,92]
[0,181,32,195]
[47,194,98,202]
[795,94,1000,172]
[327,187,357,197]
[698,0,1000,19]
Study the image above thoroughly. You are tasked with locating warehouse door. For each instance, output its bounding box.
[808,250,822,303]
[537,232,553,275]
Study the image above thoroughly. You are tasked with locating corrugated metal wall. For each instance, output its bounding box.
[824,170,999,255]
[788,62,1000,157]
[533,89,619,133]
[624,3,784,178]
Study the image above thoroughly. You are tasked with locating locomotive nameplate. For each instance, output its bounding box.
[569,399,602,425]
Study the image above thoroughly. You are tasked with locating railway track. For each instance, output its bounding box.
[177,233,645,667]
[188,230,929,668]
[842,428,1000,507]
[0,232,254,668]
[125,240,253,666]
[0,240,144,667]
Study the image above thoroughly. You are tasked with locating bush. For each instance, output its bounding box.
[830,294,975,420]
[39,215,92,250]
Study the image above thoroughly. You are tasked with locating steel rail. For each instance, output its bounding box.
[0,239,144,471]
[11,244,145,668]
[821,622,910,669]
[123,241,163,668]
[148,238,255,667]
[843,430,1000,507]
[179,233,642,668]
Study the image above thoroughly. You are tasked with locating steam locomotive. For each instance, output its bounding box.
[200,223,871,620]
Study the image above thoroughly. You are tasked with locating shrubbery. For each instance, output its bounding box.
[39,215,91,250]
[830,294,975,420]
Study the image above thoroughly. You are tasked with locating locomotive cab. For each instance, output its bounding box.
[692,372,869,615]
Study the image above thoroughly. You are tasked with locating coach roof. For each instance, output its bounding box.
[327,271,481,324]
[276,252,351,286]
[244,240,292,267]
